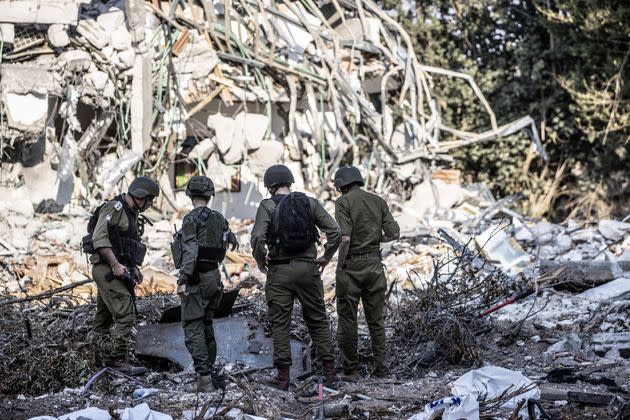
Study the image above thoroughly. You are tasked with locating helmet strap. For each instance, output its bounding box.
[130,195,146,212]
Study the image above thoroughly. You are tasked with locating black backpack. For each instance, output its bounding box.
[270,192,318,252]
[81,201,109,254]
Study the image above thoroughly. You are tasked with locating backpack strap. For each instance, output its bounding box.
[260,198,280,244]
[197,207,211,223]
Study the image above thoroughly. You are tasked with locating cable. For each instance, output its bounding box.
[209,387,227,420]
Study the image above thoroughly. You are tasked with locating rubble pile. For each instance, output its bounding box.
[1,180,629,418]
[0,0,545,213]
[1,1,629,419]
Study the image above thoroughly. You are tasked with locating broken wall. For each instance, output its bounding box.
[0,0,546,215]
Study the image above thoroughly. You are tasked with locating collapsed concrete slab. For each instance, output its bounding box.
[3,93,48,131]
[578,277,630,301]
[0,23,15,43]
[591,332,630,359]
[0,64,60,132]
[0,0,84,25]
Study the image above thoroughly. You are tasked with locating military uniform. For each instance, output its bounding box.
[90,196,139,362]
[250,195,340,368]
[178,206,232,377]
[335,187,400,375]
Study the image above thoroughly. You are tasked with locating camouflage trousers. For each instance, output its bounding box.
[181,269,223,375]
[92,263,134,362]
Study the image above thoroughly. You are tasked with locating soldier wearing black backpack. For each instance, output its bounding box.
[250,164,341,391]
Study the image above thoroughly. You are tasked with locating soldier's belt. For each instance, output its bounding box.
[196,261,219,272]
[346,250,381,260]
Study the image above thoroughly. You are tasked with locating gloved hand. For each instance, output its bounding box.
[315,256,330,274]
[227,231,239,251]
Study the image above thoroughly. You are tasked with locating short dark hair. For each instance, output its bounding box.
[269,183,291,195]
[340,182,362,194]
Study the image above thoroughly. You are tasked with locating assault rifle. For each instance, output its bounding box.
[106,267,139,313]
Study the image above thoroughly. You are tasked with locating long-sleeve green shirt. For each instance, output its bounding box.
[335,188,400,254]
[250,194,341,266]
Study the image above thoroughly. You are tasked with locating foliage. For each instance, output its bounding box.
[383,0,630,219]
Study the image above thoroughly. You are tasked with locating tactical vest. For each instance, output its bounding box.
[83,195,147,267]
[109,195,147,266]
[171,207,228,268]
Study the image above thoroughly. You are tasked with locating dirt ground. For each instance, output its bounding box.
[0,294,627,419]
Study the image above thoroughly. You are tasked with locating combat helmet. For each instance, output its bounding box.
[333,165,364,188]
[186,175,215,198]
[263,164,294,188]
[128,176,160,199]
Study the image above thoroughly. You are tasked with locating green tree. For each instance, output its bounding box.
[384,0,630,219]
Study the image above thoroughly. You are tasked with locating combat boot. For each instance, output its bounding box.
[373,367,389,378]
[340,369,360,382]
[105,358,147,376]
[263,365,290,391]
[198,375,214,392]
[323,361,340,389]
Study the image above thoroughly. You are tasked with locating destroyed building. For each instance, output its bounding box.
[0,1,629,420]
[0,0,545,218]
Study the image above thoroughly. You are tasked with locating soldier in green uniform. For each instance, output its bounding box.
[250,164,341,391]
[90,176,159,375]
[175,176,238,392]
[333,166,400,379]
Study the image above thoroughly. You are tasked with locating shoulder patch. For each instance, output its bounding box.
[113,201,123,211]
[182,219,196,238]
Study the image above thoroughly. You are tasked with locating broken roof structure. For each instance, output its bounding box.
[0,0,545,211]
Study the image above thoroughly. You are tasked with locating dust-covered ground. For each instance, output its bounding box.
[0,287,628,419]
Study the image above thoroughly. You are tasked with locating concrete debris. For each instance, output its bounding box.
[0,2,628,420]
[0,23,15,43]
[76,18,110,50]
[578,277,630,301]
[3,92,49,131]
[47,24,70,48]
[0,0,83,25]
[476,223,533,275]
[544,333,586,356]
[0,0,546,211]
[591,332,630,359]
[598,219,630,242]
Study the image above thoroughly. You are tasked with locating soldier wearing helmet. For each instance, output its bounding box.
[175,175,238,392]
[333,165,399,380]
[90,176,159,376]
[250,164,341,391]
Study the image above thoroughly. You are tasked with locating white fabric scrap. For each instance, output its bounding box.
[451,365,540,410]
[408,394,479,420]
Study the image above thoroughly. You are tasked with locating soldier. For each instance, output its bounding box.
[250,164,341,391]
[89,176,159,375]
[175,176,238,392]
[333,166,400,379]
